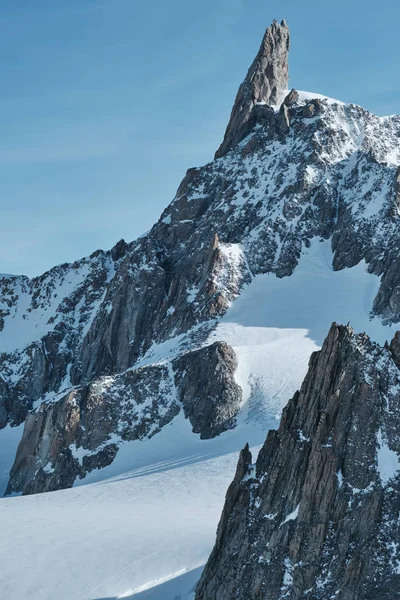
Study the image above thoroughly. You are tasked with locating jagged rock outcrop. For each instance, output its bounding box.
[277,102,290,134]
[6,341,240,495]
[0,233,248,432]
[215,19,290,158]
[6,362,179,495]
[196,324,400,599]
[173,341,242,439]
[0,376,7,429]
[283,88,299,107]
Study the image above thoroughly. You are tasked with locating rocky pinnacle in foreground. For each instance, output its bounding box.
[196,324,400,599]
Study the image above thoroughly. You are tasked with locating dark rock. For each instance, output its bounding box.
[0,377,8,429]
[391,166,400,216]
[283,199,302,220]
[213,443,253,555]
[5,362,180,495]
[277,102,290,134]
[389,330,400,369]
[253,103,275,126]
[215,19,290,158]
[302,98,323,118]
[196,324,400,599]
[373,258,400,324]
[173,342,242,439]
[81,444,118,473]
[284,88,299,106]
[6,340,243,492]
[111,238,128,261]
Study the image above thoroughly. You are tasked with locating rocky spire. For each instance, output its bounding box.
[215,19,290,159]
[195,324,400,598]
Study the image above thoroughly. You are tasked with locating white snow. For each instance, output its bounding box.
[42,462,55,475]
[298,430,310,443]
[337,470,343,488]
[186,284,199,303]
[264,513,277,521]
[0,256,115,356]
[296,90,346,106]
[0,267,87,353]
[274,89,346,108]
[0,67,399,600]
[0,414,252,600]
[281,556,294,592]
[281,504,300,526]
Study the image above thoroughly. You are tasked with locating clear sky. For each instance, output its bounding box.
[1,0,399,276]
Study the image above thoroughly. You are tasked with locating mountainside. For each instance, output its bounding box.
[1,19,400,499]
[195,324,400,599]
[1,17,400,600]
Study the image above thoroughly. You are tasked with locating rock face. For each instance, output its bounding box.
[1,20,400,495]
[215,19,290,158]
[195,324,400,599]
[173,341,242,439]
[6,341,240,495]
[5,362,179,495]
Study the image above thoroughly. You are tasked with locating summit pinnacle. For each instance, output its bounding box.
[215,19,290,158]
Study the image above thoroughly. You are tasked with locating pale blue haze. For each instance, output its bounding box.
[0,0,398,275]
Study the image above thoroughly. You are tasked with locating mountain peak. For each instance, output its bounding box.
[215,19,290,159]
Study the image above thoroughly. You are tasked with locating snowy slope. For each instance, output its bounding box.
[0,434,237,600]
[0,238,394,599]
[274,89,346,107]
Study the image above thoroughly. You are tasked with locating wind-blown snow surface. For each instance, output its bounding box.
[0,238,394,600]
[0,423,238,600]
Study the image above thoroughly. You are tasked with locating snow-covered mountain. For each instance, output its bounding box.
[0,18,400,600]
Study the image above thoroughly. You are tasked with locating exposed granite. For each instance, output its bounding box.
[196,324,400,599]
[215,19,290,158]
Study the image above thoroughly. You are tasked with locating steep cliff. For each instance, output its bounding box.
[215,19,290,158]
[196,324,400,599]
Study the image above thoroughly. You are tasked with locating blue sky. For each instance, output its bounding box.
[1,0,399,276]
